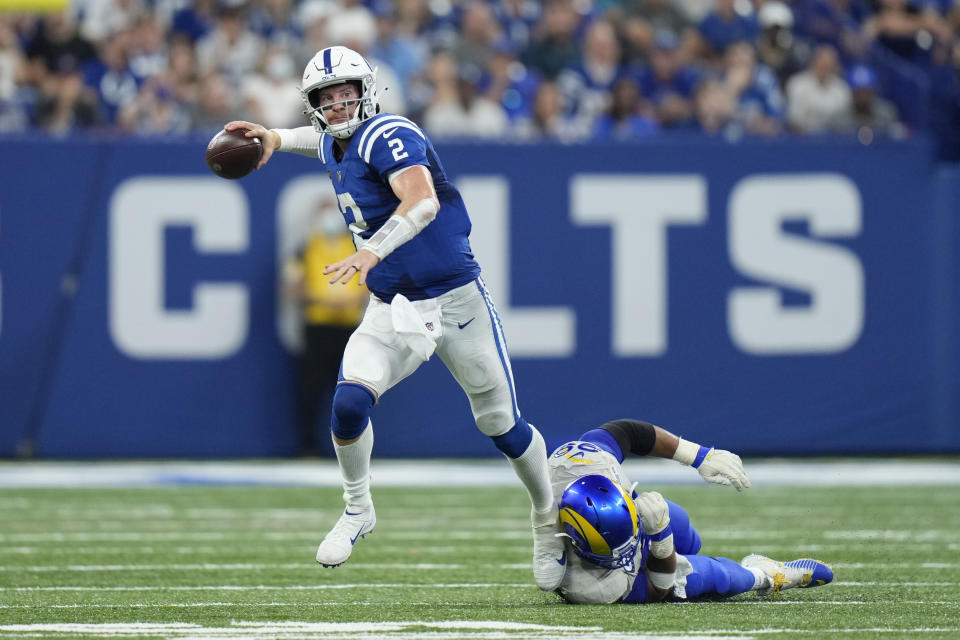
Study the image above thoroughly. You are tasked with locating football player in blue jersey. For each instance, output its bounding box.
[548,419,834,604]
[224,45,566,589]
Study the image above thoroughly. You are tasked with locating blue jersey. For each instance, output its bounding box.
[317,113,481,302]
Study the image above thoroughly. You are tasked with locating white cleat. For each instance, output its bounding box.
[742,553,835,596]
[531,505,567,591]
[316,504,376,568]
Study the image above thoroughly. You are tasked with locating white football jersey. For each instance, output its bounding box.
[549,440,641,604]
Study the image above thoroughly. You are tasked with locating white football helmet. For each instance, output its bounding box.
[301,46,379,139]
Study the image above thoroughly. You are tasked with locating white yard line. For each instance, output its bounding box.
[0,459,958,488]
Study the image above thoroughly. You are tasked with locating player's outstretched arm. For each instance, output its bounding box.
[224,121,281,170]
[597,420,750,491]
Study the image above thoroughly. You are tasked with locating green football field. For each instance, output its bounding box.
[1,481,958,639]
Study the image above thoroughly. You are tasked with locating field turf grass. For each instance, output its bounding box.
[1,483,958,639]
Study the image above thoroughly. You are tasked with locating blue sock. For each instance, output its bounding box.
[683,555,756,599]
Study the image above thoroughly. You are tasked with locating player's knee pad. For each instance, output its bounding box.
[491,418,533,458]
[466,384,517,437]
[331,383,375,440]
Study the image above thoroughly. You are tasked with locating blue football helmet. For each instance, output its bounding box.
[558,474,640,570]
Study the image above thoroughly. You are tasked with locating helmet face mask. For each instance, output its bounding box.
[301,46,379,139]
[558,475,640,571]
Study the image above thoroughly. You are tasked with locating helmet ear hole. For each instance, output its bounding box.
[307,89,322,109]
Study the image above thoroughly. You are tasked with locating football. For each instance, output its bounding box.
[205,128,262,179]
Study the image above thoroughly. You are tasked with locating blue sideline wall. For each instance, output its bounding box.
[0,136,956,457]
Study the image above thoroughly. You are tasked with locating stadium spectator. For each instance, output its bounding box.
[543,418,834,605]
[861,0,949,63]
[492,0,542,52]
[635,30,701,128]
[786,44,851,133]
[34,57,99,133]
[195,5,265,87]
[479,38,540,122]
[25,11,97,86]
[591,76,659,139]
[369,3,427,97]
[610,0,698,64]
[72,0,144,45]
[557,18,623,128]
[283,197,367,458]
[452,1,503,75]
[170,0,217,43]
[522,0,582,79]
[127,15,168,83]
[191,71,242,133]
[719,41,785,136]
[247,0,302,52]
[790,0,871,62]
[422,58,509,139]
[83,29,139,127]
[513,78,585,141]
[827,63,903,140]
[241,45,303,129]
[696,0,760,60]
[118,35,195,134]
[754,1,811,88]
[690,76,737,135]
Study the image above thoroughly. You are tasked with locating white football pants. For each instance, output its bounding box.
[340,277,520,437]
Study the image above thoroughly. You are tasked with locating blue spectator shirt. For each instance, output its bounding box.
[698,11,759,55]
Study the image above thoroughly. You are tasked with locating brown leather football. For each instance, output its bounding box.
[205,128,263,179]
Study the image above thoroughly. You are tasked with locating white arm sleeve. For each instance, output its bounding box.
[275,127,322,158]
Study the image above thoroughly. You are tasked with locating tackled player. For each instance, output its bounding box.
[546,419,834,604]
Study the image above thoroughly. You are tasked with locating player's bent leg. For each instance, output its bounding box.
[666,500,702,555]
[681,555,758,599]
[741,554,834,595]
[493,420,567,591]
[436,281,563,590]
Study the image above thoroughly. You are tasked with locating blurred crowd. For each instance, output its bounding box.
[1,0,959,159]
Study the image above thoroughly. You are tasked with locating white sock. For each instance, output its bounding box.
[333,421,374,509]
[506,425,555,515]
[748,567,767,590]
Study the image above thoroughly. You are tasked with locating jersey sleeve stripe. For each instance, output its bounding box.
[361,122,426,163]
[319,133,327,163]
[356,114,400,158]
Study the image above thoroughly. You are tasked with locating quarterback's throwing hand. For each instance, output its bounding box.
[697,449,751,491]
[224,120,280,169]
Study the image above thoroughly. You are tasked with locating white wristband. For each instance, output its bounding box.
[673,438,700,466]
[647,570,676,590]
[364,199,439,260]
[649,533,674,559]
[365,215,418,260]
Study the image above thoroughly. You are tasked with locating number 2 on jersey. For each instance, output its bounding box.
[388,138,408,162]
[337,191,367,231]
